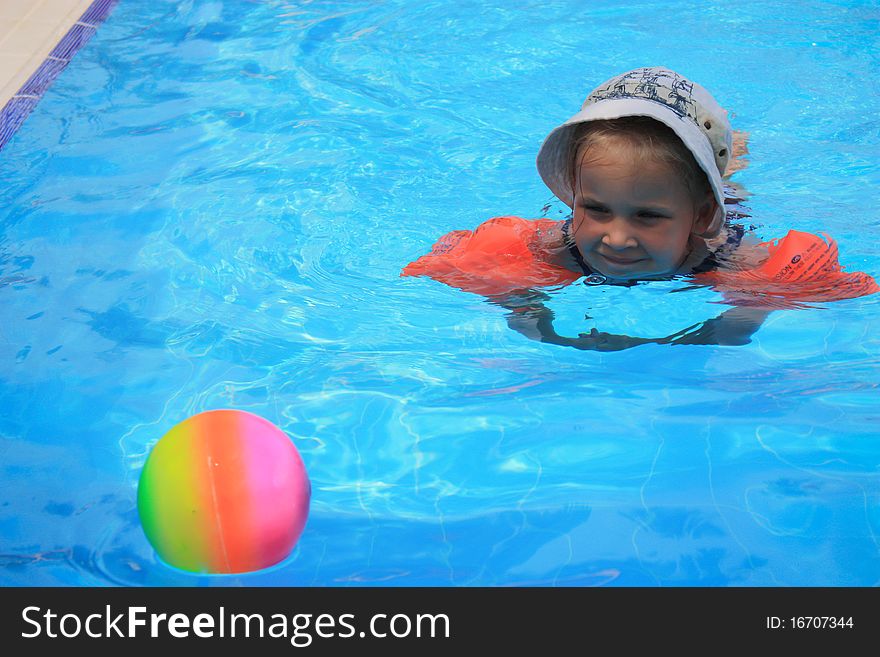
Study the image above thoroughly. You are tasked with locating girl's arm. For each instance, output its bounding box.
[496,292,771,352]
[658,305,772,346]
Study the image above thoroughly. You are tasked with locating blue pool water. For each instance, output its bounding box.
[1,0,879,586]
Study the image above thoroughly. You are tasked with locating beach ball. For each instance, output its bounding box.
[137,410,310,574]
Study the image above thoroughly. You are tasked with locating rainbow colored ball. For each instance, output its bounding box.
[137,410,310,574]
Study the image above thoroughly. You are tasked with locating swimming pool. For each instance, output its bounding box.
[1,0,879,586]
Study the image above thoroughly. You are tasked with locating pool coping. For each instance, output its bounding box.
[0,0,118,152]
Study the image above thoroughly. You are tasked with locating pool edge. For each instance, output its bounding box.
[0,0,119,153]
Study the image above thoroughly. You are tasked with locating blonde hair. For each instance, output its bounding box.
[568,116,713,206]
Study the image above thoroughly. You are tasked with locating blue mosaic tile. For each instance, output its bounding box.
[0,97,40,151]
[49,23,96,61]
[6,96,39,123]
[82,0,118,25]
[20,58,69,97]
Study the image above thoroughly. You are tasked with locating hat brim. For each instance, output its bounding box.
[536,98,725,238]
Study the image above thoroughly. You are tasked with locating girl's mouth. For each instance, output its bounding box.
[599,253,644,266]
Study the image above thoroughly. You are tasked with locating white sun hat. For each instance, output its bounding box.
[536,66,733,238]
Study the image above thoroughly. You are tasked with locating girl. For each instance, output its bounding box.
[402,67,878,351]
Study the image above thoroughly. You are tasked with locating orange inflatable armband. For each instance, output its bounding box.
[401,216,580,296]
[695,230,879,307]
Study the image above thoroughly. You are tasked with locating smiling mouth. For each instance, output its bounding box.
[599,253,644,265]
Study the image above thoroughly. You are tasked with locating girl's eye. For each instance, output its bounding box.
[637,212,669,222]
[581,205,667,221]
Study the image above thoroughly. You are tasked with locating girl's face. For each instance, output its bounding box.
[571,141,714,280]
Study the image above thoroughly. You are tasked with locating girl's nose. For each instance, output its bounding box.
[601,219,638,250]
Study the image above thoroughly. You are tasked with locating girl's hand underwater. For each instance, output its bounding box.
[572,329,653,352]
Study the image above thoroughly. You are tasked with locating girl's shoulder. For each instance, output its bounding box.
[711,223,768,268]
[475,215,563,236]
[458,215,570,264]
